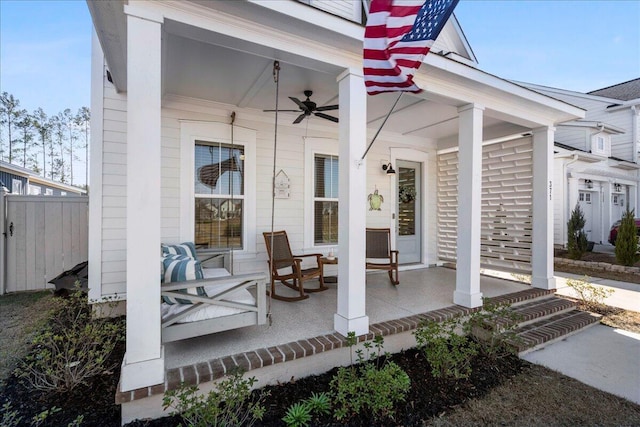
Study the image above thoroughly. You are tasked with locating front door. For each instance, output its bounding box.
[396,160,422,264]
[578,191,593,241]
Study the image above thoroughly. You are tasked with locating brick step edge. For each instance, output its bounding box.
[510,296,578,328]
[515,310,601,355]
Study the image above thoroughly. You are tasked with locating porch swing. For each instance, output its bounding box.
[159,111,269,343]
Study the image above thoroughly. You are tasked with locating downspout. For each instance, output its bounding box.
[562,154,580,247]
[632,106,639,213]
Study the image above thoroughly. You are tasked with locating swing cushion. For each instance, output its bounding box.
[162,242,198,260]
[161,255,206,305]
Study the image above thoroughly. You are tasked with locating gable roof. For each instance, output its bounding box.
[587,78,640,101]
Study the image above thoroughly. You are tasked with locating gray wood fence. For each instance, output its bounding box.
[0,190,88,294]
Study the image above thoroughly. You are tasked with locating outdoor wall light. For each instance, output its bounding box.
[382,162,396,174]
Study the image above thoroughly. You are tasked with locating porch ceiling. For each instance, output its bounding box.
[161,24,508,141]
[88,0,582,142]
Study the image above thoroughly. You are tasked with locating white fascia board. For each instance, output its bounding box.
[28,176,86,194]
[606,99,640,112]
[559,121,626,135]
[246,0,364,40]
[514,80,626,105]
[421,55,585,122]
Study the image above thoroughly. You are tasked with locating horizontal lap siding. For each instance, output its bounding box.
[437,137,533,273]
[101,85,127,295]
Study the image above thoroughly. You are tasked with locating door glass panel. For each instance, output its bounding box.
[398,167,416,236]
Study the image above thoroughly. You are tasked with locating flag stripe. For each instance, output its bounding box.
[363,0,459,95]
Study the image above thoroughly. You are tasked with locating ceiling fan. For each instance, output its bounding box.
[264,90,339,124]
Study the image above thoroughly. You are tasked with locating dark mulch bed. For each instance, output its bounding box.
[1,338,524,427]
[0,340,124,427]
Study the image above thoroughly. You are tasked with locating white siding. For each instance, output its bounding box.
[97,92,446,298]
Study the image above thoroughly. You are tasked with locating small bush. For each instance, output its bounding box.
[282,402,312,427]
[464,300,522,360]
[567,203,588,260]
[615,209,640,266]
[162,369,267,427]
[414,317,477,380]
[282,393,330,427]
[330,333,410,422]
[16,286,124,393]
[566,276,614,312]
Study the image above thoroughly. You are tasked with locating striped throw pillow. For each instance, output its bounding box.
[161,254,205,305]
[161,242,198,260]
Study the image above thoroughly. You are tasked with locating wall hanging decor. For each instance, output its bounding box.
[368,187,384,211]
[274,169,290,199]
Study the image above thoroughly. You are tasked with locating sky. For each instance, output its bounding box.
[0,0,639,116]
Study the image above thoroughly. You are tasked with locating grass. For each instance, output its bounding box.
[0,291,52,382]
[427,363,640,426]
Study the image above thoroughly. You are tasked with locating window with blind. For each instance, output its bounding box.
[194,141,244,250]
[314,154,339,245]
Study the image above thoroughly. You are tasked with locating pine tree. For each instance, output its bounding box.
[567,203,588,260]
[615,209,639,266]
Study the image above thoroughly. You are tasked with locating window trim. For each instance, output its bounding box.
[180,121,256,255]
[304,137,338,249]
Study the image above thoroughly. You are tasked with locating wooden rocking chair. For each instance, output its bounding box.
[263,231,327,302]
[366,228,399,285]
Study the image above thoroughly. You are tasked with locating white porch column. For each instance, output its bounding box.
[531,126,556,290]
[454,104,484,308]
[120,9,164,392]
[334,68,369,337]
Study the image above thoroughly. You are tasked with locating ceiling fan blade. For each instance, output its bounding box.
[314,112,339,123]
[289,97,308,111]
[293,113,307,124]
[315,104,339,112]
[263,109,301,112]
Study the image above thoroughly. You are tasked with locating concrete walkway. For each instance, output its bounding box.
[523,265,640,405]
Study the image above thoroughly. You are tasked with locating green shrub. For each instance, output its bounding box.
[567,203,588,260]
[615,209,640,266]
[282,391,331,427]
[414,316,477,380]
[464,300,522,360]
[282,402,312,427]
[566,276,614,311]
[162,369,267,427]
[330,333,410,422]
[16,286,124,393]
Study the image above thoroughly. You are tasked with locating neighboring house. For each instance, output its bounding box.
[86,0,583,416]
[520,80,640,246]
[0,160,86,196]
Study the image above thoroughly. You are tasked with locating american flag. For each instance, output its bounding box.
[363,0,460,95]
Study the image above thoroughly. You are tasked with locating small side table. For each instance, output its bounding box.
[320,256,338,284]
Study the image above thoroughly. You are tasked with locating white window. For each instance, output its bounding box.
[313,153,339,245]
[61,191,67,196]
[12,179,23,195]
[45,188,53,196]
[304,138,339,248]
[194,141,244,250]
[29,185,41,195]
[591,134,609,156]
[180,121,256,254]
[579,191,591,203]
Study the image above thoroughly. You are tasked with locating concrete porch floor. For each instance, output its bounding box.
[164,266,530,370]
